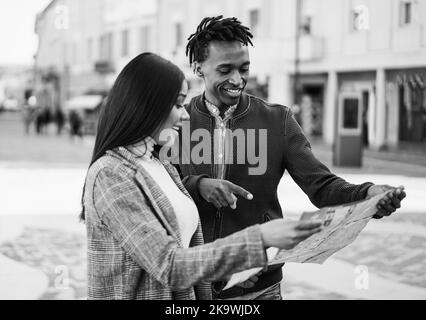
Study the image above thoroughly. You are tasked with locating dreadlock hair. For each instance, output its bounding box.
[186,15,253,65]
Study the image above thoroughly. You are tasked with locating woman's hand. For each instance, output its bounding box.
[259,219,323,250]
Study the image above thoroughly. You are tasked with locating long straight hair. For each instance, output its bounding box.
[80,53,185,220]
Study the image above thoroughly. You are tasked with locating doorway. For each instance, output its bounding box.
[301,85,324,137]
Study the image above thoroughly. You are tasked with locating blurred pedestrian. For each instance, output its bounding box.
[34,107,44,135]
[69,110,82,138]
[80,52,322,300]
[54,108,65,135]
[22,104,33,135]
[35,107,52,135]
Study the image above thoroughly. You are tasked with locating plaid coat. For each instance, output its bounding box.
[83,147,266,300]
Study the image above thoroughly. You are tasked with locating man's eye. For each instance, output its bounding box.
[240,68,249,73]
[218,69,230,74]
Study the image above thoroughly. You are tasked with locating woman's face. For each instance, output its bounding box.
[154,80,189,146]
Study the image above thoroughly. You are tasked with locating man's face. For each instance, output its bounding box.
[197,41,250,107]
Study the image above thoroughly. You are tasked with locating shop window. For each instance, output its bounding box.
[397,73,426,142]
[343,98,359,129]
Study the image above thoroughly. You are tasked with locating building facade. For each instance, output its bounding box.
[262,0,426,149]
[34,0,426,148]
[156,0,426,149]
[35,0,107,111]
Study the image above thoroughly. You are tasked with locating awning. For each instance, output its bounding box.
[64,95,104,111]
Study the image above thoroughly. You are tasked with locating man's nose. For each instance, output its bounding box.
[229,71,242,86]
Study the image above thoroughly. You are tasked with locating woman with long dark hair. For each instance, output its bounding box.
[81,52,322,300]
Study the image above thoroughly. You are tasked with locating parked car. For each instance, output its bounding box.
[64,94,106,135]
[2,98,20,111]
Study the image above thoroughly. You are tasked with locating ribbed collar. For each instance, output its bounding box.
[126,136,156,160]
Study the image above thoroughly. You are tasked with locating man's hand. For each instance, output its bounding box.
[367,185,406,219]
[198,178,253,209]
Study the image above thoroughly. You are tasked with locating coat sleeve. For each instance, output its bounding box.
[93,167,267,290]
[282,109,373,208]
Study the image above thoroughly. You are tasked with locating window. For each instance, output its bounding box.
[72,42,77,64]
[140,25,151,52]
[100,32,114,61]
[249,9,260,37]
[54,4,69,30]
[351,5,369,31]
[87,38,93,62]
[175,22,183,48]
[121,29,129,57]
[107,32,113,60]
[400,0,413,25]
[301,16,312,35]
[99,35,105,60]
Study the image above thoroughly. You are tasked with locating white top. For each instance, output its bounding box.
[129,138,199,248]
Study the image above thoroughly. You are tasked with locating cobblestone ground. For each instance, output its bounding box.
[0,223,354,300]
[0,227,87,300]
[334,231,426,289]
[1,214,425,299]
[281,281,354,300]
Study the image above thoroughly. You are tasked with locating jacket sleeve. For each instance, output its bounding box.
[93,167,267,290]
[282,109,373,208]
[172,162,208,205]
[181,174,209,204]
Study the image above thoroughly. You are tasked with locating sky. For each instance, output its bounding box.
[0,0,52,66]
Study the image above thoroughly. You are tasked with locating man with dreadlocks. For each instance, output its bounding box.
[178,16,406,300]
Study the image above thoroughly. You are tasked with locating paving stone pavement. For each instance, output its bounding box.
[1,216,425,300]
[0,227,87,300]
[333,231,426,289]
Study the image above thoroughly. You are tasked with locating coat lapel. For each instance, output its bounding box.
[107,148,184,247]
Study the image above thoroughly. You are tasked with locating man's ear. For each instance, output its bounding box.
[193,62,204,78]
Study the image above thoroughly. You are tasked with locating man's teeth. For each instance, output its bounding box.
[225,88,241,94]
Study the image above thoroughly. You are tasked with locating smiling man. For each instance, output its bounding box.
[178,16,406,300]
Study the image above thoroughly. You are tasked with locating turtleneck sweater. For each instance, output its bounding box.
[126,137,199,248]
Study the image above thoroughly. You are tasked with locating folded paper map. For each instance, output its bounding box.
[223,192,388,290]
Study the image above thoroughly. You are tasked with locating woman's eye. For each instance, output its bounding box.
[175,104,184,109]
